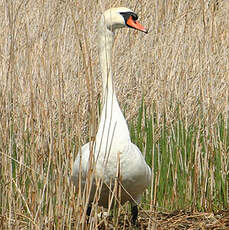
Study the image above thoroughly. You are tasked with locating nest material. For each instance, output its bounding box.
[96,210,229,230]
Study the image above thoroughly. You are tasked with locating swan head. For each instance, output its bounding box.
[101,7,148,33]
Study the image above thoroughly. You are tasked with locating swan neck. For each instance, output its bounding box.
[95,15,131,154]
[98,21,115,100]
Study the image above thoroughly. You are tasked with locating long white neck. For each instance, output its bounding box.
[95,16,130,156]
[98,18,115,101]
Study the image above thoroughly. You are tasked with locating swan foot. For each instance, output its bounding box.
[131,205,138,225]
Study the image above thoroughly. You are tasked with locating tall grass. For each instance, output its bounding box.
[0,0,228,229]
[130,101,229,212]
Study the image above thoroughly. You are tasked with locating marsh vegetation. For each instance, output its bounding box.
[0,0,228,229]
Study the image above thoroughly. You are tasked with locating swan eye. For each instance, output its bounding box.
[120,12,138,23]
[131,14,138,21]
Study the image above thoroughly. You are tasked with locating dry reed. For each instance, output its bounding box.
[0,0,228,229]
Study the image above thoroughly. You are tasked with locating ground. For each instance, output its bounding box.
[85,210,229,229]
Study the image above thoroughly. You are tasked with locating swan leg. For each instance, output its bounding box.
[131,205,138,225]
[86,205,92,216]
[86,205,92,224]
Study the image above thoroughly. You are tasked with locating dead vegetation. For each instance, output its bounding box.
[0,0,228,229]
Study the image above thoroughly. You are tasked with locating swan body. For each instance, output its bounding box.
[72,7,151,222]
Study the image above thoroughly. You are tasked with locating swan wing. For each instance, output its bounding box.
[72,142,90,189]
[119,143,152,202]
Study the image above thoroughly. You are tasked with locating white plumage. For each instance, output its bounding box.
[72,7,151,222]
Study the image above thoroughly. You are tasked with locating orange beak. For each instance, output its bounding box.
[126,16,148,33]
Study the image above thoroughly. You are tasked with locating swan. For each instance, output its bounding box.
[72,7,151,224]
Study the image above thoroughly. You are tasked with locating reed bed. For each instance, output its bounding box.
[0,0,228,229]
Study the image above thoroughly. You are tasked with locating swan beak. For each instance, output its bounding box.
[126,16,148,33]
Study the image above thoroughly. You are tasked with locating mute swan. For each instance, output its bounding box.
[72,7,151,224]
